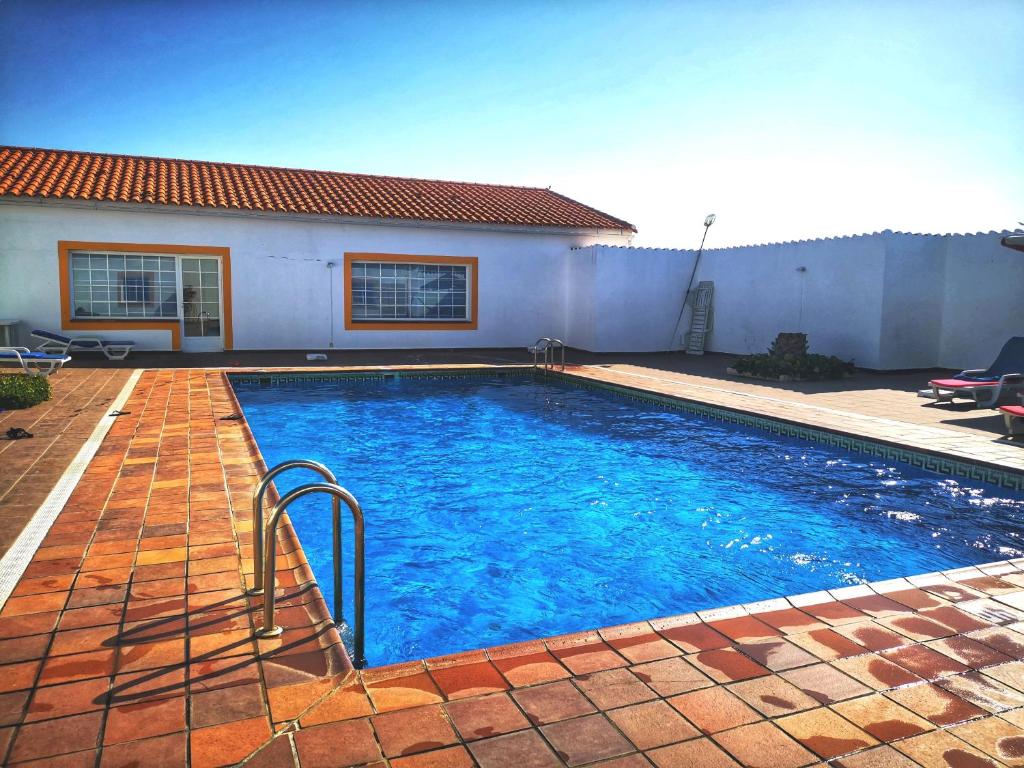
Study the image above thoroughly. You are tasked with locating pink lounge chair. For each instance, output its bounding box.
[1000,402,1024,436]
[920,337,1024,409]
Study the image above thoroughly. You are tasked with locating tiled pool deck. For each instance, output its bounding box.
[1,362,1023,767]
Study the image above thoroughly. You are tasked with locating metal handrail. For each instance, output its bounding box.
[548,338,565,370]
[250,460,338,596]
[530,337,552,369]
[529,338,566,371]
[256,481,367,669]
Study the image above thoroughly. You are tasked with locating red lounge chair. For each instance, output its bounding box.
[1000,404,1024,436]
[920,337,1024,408]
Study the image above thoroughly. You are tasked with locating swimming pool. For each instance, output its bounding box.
[233,372,1024,666]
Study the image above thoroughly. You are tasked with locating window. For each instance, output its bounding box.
[349,259,472,323]
[70,252,178,319]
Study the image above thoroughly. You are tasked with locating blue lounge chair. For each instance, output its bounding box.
[0,347,71,377]
[920,337,1024,408]
[32,329,135,361]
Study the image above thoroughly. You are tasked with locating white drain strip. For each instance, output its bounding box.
[0,368,143,609]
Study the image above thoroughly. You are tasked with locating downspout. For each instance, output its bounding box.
[327,262,336,348]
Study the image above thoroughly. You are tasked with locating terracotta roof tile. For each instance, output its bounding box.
[0,146,635,231]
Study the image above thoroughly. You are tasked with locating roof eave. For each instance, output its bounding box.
[0,194,635,237]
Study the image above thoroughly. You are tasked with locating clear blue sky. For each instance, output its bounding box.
[1,1,1021,247]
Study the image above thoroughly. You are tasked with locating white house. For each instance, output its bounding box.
[0,146,635,353]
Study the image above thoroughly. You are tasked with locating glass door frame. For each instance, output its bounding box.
[177,255,225,353]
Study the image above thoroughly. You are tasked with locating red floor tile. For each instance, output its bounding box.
[391,745,474,768]
[541,713,633,766]
[647,736,741,768]
[468,728,563,768]
[189,714,272,768]
[365,671,444,713]
[708,616,781,643]
[372,703,459,758]
[549,640,627,675]
[430,661,508,700]
[668,686,761,734]
[189,681,265,728]
[511,680,596,726]
[98,731,187,768]
[445,693,530,741]
[8,710,104,762]
[712,721,816,768]
[103,695,186,745]
[574,667,657,709]
[607,699,698,750]
[630,656,713,696]
[882,644,970,680]
[688,648,769,683]
[490,651,570,688]
[654,620,732,653]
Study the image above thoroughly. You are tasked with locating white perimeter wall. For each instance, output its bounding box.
[937,234,1024,369]
[568,231,1022,370]
[0,201,631,351]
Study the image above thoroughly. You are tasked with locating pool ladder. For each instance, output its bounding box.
[530,337,565,371]
[249,459,366,668]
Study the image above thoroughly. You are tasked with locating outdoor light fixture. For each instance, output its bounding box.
[684,213,717,299]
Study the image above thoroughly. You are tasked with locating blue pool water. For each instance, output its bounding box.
[233,373,1024,666]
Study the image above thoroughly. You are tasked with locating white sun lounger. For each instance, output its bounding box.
[0,347,71,377]
[32,329,135,361]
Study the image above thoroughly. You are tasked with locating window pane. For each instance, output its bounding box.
[70,251,184,320]
[350,261,469,323]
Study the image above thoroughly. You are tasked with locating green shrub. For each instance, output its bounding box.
[730,333,854,380]
[0,375,52,409]
[732,352,855,381]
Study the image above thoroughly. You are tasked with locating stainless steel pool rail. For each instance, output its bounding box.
[255,481,367,669]
[250,459,339,598]
[529,337,565,371]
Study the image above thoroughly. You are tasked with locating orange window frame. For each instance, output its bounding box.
[58,241,233,351]
[343,253,479,331]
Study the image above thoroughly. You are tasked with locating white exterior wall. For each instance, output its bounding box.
[938,233,1024,370]
[568,231,1021,370]
[570,237,888,367]
[698,237,887,367]
[0,200,631,351]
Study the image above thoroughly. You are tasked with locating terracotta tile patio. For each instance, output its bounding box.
[0,360,1023,766]
[0,367,133,556]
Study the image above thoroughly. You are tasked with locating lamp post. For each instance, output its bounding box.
[672,214,716,349]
